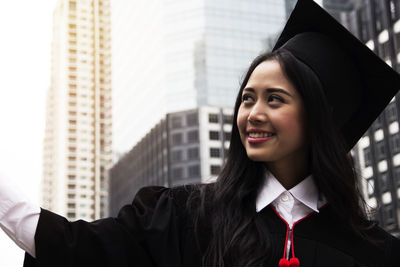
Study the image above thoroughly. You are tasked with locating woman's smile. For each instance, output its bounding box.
[247,130,275,144]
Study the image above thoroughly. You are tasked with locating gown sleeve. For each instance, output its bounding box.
[23,186,188,267]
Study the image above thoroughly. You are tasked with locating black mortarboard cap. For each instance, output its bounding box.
[272,0,400,150]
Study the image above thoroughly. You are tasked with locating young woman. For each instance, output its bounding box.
[1,0,400,266]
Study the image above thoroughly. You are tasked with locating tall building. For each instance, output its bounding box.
[41,0,112,220]
[322,0,357,20]
[109,106,233,216]
[285,0,298,18]
[111,0,286,155]
[335,0,400,237]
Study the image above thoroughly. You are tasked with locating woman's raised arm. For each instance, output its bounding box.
[0,173,40,257]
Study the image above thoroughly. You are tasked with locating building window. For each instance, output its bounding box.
[209,131,220,140]
[379,172,388,192]
[363,147,372,166]
[186,113,198,126]
[394,166,400,187]
[373,0,384,33]
[172,133,183,145]
[187,147,199,160]
[395,31,400,52]
[385,103,397,122]
[188,165,200,177]
[366,178,375,197]
[224,131,231,141]
[171,117,182,128]
[389,0,398,21]
[187,130,199,143]
[383,204,396,227]
[171,150,182,162]
[172,167,183,179]
[390,133,400,153]
[223,114,233,124]
[67,184,76,189]
[209,113,219,123]
[358,6,370,42]
[376,141,386,160]
[69,0,76,10]
[380,41,391,60]
[210,148,220,158]
[210,165,221,175]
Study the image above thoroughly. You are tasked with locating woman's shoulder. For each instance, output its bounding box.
[364,225,400,266]
[133,183,215,210]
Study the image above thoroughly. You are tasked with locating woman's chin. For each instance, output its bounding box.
[246,153,270,163]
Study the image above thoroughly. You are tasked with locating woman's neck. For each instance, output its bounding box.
[266,158,309,190]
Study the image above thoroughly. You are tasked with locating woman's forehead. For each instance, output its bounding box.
[245,60,297,95]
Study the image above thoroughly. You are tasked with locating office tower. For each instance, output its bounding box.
[111,0,286,155]
[41,0,112,220]
[285,0,298,18]
[109,106,233,216]
[339,0,400,237]
[322,0,357,20]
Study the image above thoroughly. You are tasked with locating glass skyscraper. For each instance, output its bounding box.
[111,0,286,154]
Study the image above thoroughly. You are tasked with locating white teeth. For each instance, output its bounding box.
[248,132,274,138]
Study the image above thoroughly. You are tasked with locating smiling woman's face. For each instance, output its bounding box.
[237,60,308,169]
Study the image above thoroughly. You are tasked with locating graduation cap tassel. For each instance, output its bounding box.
[271,206,301,267]
[278,227,300,267]
[279,258,290,267]
[289,228,300,267]
[279,225,290,267]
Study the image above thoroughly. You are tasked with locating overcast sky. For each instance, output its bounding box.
[0,1,56,266]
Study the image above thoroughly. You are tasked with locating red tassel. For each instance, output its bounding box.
[279,258,290,267]
[289,257,300,267]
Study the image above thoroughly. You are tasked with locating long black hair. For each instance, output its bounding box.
[195,49,371,267]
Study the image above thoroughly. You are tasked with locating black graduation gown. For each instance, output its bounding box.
[23,185,400,267]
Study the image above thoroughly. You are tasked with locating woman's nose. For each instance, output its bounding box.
[248,104,267,124]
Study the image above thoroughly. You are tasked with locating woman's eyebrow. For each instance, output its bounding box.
[243,87,293,97]
[243,87,255,93]
[266,88,293,97]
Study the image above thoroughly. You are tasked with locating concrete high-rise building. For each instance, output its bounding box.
[108,106,233,216]
[336,0,400,237]
[41,0,112,220]
[322,0,357,21]
[111,0,286,155]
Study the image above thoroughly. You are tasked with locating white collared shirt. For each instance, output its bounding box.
[256,172,327,228]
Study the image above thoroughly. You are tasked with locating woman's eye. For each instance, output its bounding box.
[268,95,283,103]
[242,94,254,102]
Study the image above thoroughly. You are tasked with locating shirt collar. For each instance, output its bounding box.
[256,171,321,213]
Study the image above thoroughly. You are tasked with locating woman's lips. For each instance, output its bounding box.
[247,134,275,144]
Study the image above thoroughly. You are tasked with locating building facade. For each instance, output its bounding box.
[109,106,232,216]
[330,0,400,236]
[111,0,287,155]
[285,0,298,19]
[322,0,358,20]
[41,0,112,220]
